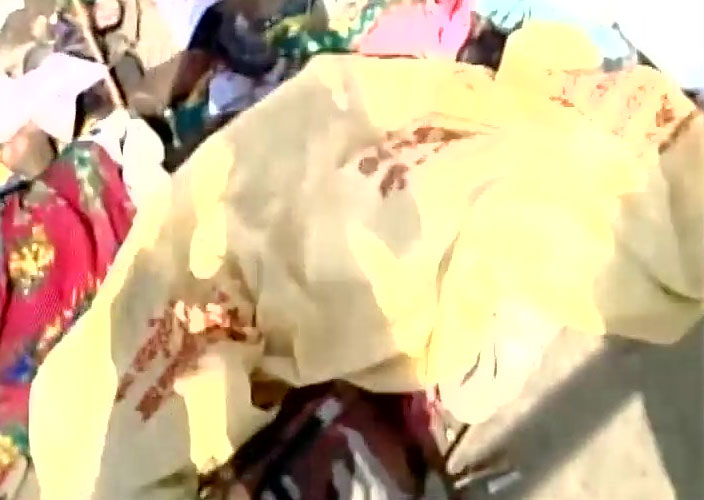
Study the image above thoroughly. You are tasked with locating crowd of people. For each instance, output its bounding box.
[0,1,702,499]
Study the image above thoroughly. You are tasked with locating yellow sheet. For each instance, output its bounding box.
[29,22,703,500]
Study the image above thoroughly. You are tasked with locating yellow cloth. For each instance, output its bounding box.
[29,22,703,500]
[0,162,11,185]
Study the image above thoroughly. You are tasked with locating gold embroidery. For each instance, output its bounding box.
[115,289,259,421]
[345,121,479,197]
[8,225,55,296]
[0,435,20,471]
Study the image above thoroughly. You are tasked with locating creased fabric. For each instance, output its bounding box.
[0,54,108,144]
[86,110,169,209]
[267,0,473,60]
[30,22,703,500]
[356,0,473,58]
[0,142,134,497]
[199,381,452,499]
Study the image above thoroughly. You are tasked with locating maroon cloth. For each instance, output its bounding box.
[200,381,457,500]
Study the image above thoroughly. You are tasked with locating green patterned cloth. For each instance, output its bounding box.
[266,0,392,60]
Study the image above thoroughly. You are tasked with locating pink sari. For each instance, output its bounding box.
[357,0,474,58]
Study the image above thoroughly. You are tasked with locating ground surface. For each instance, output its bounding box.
[452,324,704,500]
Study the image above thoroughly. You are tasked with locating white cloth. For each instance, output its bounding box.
[154,0,220,49]
[0,53,108,143]
[207,70,255,116]
[87,110,169,208]
[207,59,287,117]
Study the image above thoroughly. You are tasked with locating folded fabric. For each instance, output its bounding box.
[86,110,169,209]
[0,140,135,495]
[0,455,39,500]
[474,0,633,62]
[199,381,449,499]
[268,0,474,60]
[0,455,27,500]
[0,53,108,143]
[207,59,287,117]
[208,70,256,115]
[30,22,703,500]
[356,0,473,58]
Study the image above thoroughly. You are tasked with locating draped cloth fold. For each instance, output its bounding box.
[30,21,703,500]
[0,141,135,498]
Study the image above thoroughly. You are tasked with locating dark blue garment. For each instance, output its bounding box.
[188,2,277,78]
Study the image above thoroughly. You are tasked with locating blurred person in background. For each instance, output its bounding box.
[0,52,165,500]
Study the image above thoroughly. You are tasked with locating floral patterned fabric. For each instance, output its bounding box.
[265,0,473,61]
[0,142,134,482]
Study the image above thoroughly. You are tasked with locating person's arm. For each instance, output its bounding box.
[0,123,55,180]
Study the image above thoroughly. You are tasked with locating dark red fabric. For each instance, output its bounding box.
[200,382,457,500]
